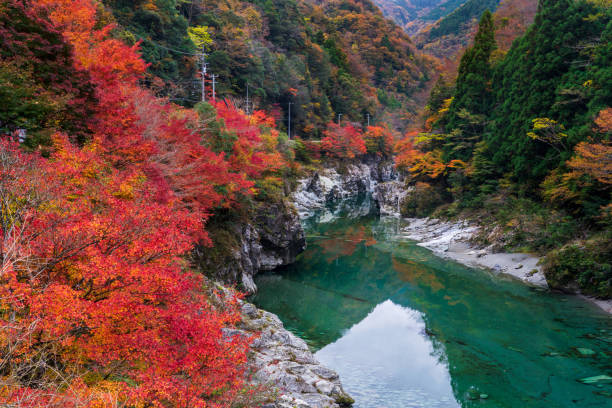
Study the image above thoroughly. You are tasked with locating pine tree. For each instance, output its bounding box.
[447,10,497,125]
[443,10,496,161]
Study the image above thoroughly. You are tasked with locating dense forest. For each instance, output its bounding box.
[101,0,433,136]
[397,0,612,297]
[0,1,398,405]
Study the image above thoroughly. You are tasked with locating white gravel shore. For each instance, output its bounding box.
[399,218,612,314]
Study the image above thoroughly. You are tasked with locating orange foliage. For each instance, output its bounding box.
[364,125,394,157]
[0,1,282,406]
[567,141,612,185]
[594,107,612,134]
[494,0,539,53]
[395,130,467,180]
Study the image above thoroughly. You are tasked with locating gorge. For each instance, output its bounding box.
[1,1,610,407]
[252,192,612,407]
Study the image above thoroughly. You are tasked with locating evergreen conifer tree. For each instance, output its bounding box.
[443,10,496,161]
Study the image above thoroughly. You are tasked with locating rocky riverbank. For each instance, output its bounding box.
[238,302,354,408]
[398,217,612,314]
[399,217,547,286]
[206,280,354,408]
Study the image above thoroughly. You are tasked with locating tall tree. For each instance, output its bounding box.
[443,9,496,161]
[447,9,496,125]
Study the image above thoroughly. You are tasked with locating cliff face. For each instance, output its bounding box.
[293,157,393,214]
[293,156,403,219]
[194,200,305,293]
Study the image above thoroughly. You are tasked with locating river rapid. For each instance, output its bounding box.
[251,197,612,408]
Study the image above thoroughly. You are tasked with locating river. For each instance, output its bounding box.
[251,197,612,407]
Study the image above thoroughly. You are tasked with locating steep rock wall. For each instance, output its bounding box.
[293,156,402,218]
[195,201,305,293]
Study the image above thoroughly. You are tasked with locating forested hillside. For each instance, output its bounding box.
[101,0,433,135]
[0,0,300,405]
[1,0,611,406]
[397,0,612,297]
[0,0,404,404]
[374,0,538,90]
[373,0,466,36]
[413,0,502,60]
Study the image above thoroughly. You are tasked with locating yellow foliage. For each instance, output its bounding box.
[188,26,212,51]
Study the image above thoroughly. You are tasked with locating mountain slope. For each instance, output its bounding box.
[102,0,434,135]
[373,0,466,36]
[397,0,612,297]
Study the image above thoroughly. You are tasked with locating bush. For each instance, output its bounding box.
[293,136,311,163]
[542,237,612,298]
[400,182,447,218]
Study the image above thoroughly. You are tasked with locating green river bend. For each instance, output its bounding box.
[252,197,612,408]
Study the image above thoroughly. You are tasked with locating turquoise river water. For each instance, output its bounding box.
[251,198,612,407]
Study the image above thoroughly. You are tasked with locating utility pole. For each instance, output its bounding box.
[211,74,218,100]
[288,102,293,139]
[245,83,250,115]
[338,113,342,124]
[200,47,208,102]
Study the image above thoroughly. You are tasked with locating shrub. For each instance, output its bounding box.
[542,237,612,298]
[400,182,447,218]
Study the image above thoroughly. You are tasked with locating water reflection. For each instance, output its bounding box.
[252,197,612,407]
[316,300,458,407]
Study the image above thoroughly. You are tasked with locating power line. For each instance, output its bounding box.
[201,49,208,102]
[211,74,218,100]
[288,102,292,139]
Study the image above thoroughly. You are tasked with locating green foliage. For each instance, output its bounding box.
[0,61,57,134]
[429,0,501,39]
[103,0,197,99]
[446,10,496,126]
[423,0,470,22]
[485,0,610,180]
[0,1,96,143]
[188,25,212,50]
[426,76,454,115]
[468,196,584,253]
[439,10,496,162]
[101,0,430,135]
[542,237,612,298]
[194,102,237,155]
[377,89,402,110]
[400,182,448,218]
[293,137,312,163]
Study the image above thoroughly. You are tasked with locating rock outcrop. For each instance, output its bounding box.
[372,179,409,216]
[228,302,354,408]
[205,281,353,408]
[195,201,305,293]
[293,156,397,218]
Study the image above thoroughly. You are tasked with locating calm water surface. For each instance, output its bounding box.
[251,198,612,407]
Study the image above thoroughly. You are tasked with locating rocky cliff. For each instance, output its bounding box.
[195,200,305,293]
[293,156,400,218]
[197,156,404,291]
[205,281,354,408]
